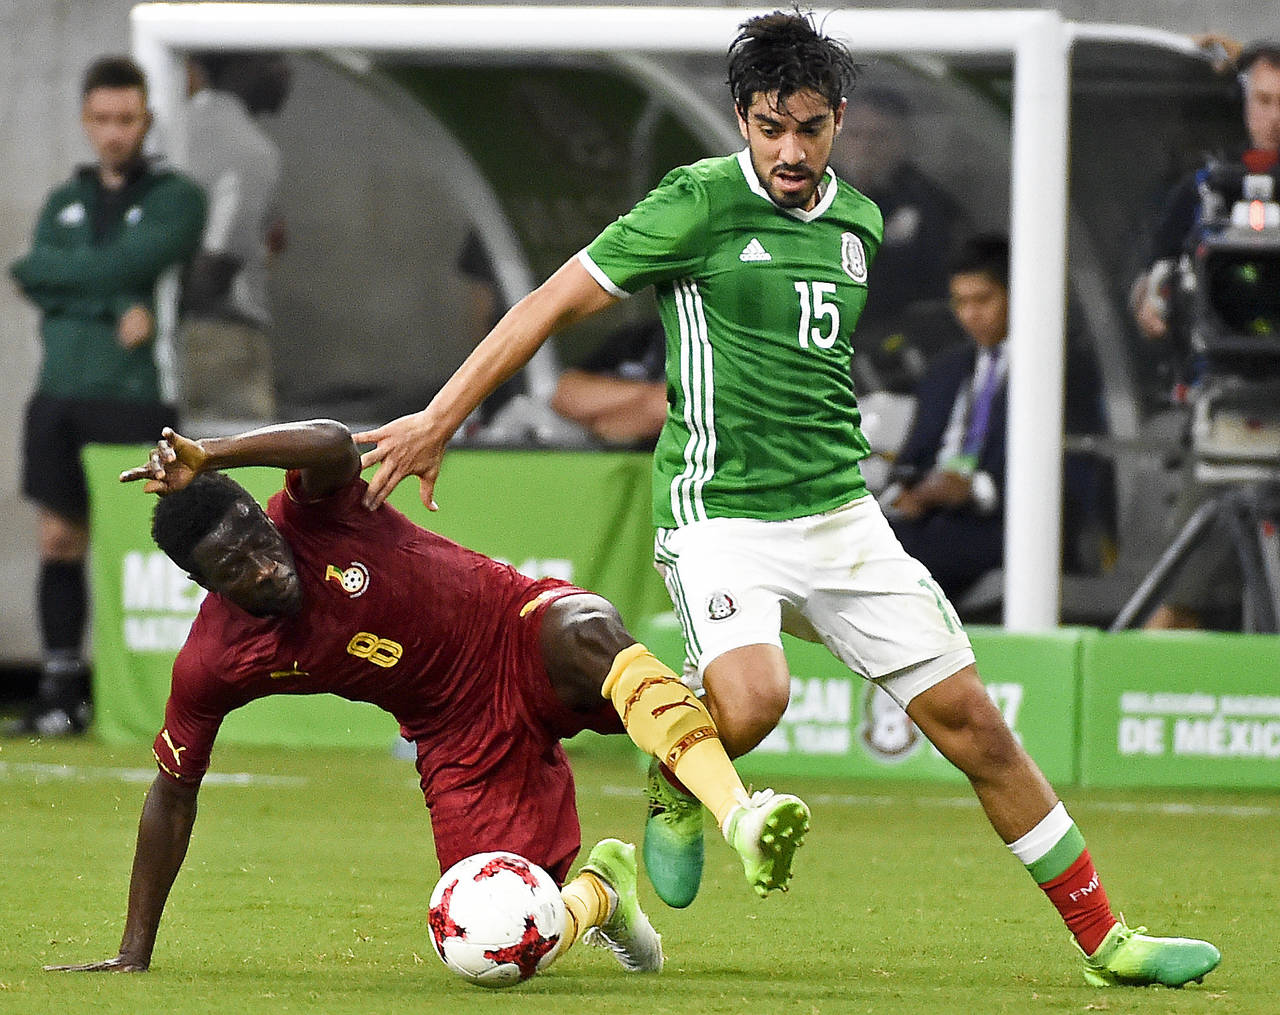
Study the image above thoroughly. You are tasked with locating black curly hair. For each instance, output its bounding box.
[726,8,859,117]
[949,234,1010,290]
[1239,39,1280,76]
[81,55,148,98]
[152,472,255,577]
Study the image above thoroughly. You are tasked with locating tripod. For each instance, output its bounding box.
[1110,481,1280,632]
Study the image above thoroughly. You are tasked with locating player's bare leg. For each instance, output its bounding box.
[702,643,792,759]
[905,664,1056,841]
[908,664,1219,987]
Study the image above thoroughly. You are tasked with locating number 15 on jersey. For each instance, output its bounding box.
[794,280,840,350]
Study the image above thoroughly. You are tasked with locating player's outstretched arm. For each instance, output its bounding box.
[356,257,618,511]
[45,775,199,973]
[121,419,361,500]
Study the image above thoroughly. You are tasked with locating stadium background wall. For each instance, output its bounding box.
[87,445,1280,791]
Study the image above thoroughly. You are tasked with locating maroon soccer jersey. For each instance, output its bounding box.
[153,472,621,881]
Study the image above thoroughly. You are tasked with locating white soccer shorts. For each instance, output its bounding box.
[653,495,975,708]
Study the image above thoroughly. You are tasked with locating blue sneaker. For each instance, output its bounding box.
[642,758,704,908]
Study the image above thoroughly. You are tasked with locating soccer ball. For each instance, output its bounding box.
[428,851,566,988]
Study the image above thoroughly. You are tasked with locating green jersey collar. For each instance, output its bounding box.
[735,148,839,222]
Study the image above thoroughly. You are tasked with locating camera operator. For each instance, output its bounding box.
[1130,39,1280,629]
[1132,40,1280,345]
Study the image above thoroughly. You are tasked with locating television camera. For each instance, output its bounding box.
[1112,153,1280,631]
[1175,153,1280,483]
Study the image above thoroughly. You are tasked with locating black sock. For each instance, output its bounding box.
[38,559,87,656]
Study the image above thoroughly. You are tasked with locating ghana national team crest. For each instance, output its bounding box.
[706,589,738,621]
[840,231,868,283]
[325,561,370,598]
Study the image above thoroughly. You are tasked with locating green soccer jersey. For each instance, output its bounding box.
[581,149,884,529]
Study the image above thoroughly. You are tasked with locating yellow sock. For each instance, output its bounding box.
[558,870,611,961]
[601,643,746,829]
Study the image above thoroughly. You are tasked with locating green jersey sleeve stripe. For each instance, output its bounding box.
[576,249,630,299]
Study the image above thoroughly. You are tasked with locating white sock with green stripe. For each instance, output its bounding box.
[1008,803,1118,955]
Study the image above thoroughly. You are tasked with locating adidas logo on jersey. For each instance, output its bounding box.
[739,237,772,262]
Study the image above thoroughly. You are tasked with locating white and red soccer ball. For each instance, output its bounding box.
[428,850,566,988]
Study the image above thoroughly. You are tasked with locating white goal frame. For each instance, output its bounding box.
[132,3,1072,630]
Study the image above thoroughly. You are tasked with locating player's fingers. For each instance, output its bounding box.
[359,444,387,470]
[361,461,400,510]
[352,426,386,446]
[119,466,151,483]
[419,475,440,512]
[170,434,199,463]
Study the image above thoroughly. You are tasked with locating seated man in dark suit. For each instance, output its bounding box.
[884,234,1106,598]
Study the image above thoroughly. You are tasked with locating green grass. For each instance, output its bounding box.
[1,734,1274,1014]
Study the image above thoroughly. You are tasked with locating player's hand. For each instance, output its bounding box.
[116,304,154,349]
[1129,265,1171,342]
[914,468,974,509]
[354,410,446,512]
[1132,288,1169,341]
[1191,32,1243,72]
[891,485,927,521]
[44,955,148,973]
[119,427,209,494]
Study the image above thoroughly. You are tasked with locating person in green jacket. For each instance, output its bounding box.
[8,55,206,737]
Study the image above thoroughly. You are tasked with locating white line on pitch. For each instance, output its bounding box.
[0,761,306,787]
[599,784,1278,818]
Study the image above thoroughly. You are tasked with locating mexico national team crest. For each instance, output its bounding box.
[706,589,738,622]
[858,683,921,761]
[841,231,868,283]
[325,561,370,598]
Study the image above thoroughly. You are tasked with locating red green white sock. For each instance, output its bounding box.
[1008,802,1118,956]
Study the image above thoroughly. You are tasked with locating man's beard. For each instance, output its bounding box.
[767,165,819,208]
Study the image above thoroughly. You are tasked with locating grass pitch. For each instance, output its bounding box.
[1,734,1274,1014]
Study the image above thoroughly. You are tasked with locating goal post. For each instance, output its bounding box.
[131,3,1071,630]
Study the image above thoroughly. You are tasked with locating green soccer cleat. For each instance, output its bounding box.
[642,757,705,909]
[724,788,810,898]
[581,838,664,973]
[1081,921,1221,987]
